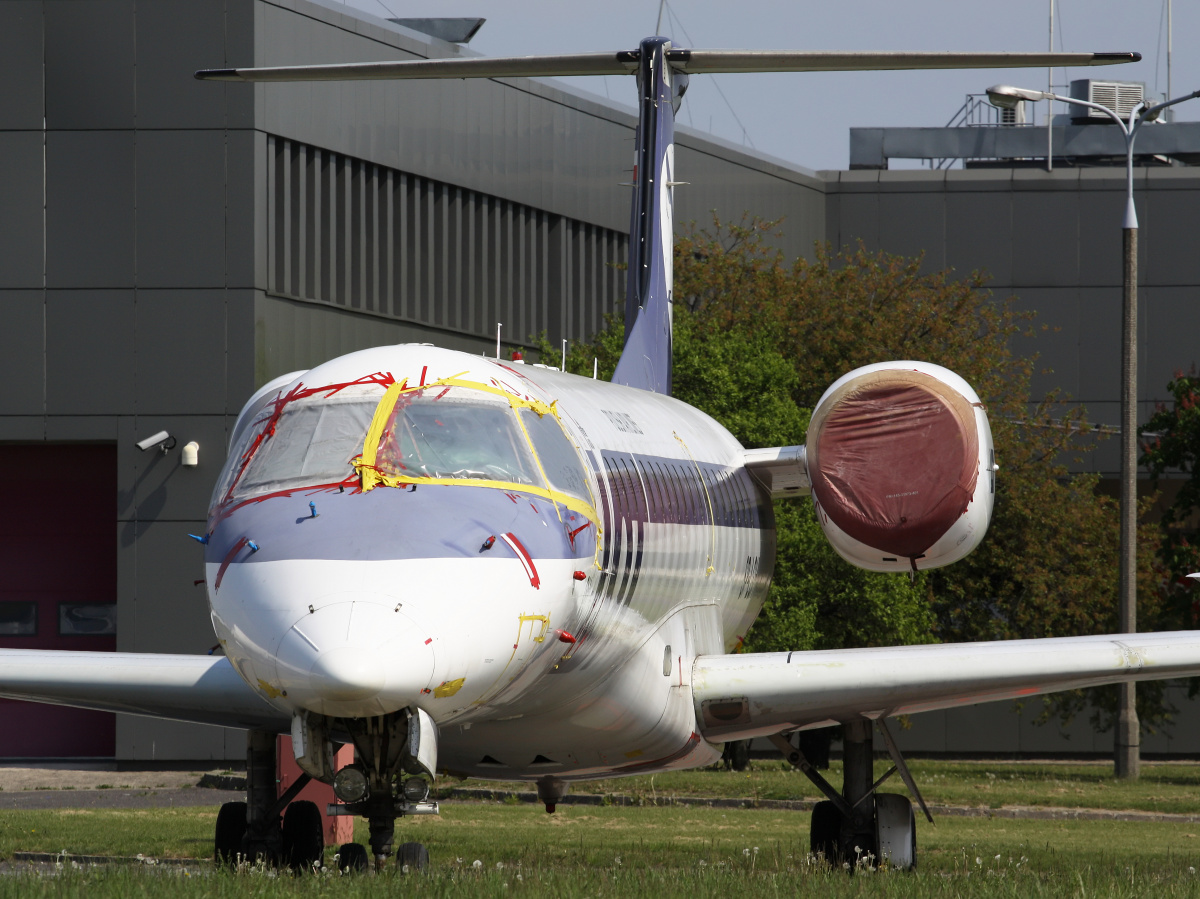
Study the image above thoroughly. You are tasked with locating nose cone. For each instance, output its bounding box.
[308,645,387,701]
[275,600,435,717]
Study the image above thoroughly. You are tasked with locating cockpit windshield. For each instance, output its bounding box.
[374,387,538,485]
[222,395,377,501]
[216,378,592,512]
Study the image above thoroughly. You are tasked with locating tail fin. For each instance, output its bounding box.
[196,45,1138,398]
[611,37,686,396]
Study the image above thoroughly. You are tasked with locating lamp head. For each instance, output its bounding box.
[986,84,1047,109]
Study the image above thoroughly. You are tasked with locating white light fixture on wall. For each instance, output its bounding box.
[181,442,200,467]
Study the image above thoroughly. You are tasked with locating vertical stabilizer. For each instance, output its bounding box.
[612,37,686,395]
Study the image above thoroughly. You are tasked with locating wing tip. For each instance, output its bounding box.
[194,68,242,82]
[1093,52,1142,64]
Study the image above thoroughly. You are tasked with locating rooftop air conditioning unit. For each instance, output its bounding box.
[1069,79,1144,123]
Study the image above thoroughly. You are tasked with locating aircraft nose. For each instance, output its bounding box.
[274,599,436,717]
[308,645,387,701]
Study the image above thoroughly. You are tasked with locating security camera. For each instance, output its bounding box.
[136,430,177,453]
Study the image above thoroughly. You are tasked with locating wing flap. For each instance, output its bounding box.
[0,650,290,732]
[693,631,1200,741]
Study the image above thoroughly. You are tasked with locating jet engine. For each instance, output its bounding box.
[806,361,995,573]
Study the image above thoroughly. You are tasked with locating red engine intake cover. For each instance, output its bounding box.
[809,369,979,560]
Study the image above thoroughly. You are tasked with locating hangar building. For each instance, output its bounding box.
[1,0,1198,761]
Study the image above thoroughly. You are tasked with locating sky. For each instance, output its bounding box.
[333,0,1198,172]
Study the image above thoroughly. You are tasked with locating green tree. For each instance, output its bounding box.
[1141,371,1200,629]
[541,216,1167,731]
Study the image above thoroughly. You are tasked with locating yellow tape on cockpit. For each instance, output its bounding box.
[359,378,409,492]
[355,374,599,526]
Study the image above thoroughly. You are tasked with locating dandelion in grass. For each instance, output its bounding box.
[472,859,483,868]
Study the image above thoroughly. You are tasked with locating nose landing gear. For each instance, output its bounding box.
[215,710,440,873]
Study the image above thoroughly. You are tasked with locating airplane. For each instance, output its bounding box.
[0,35,1192,874]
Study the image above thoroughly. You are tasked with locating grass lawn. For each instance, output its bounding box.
[444,757,1200,815]
[0,760,1198,897]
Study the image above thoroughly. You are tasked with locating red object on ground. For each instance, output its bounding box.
[276,736,354,845]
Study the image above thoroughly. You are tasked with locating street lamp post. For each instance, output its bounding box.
[987,84,1200,780]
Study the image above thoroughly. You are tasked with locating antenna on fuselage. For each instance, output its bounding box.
[495,322,502,360]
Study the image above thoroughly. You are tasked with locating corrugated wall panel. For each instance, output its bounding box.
[266,135,628,347]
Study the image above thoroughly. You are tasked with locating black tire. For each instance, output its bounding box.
[395,841,429,872]
[336,842,369,873]
[726,740,750,772]
[281,800,325,872]
[809,799,840,863]
[214,801,247,866]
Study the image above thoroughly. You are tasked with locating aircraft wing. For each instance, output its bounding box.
[693,631,1200,741]
[0,650,290,732]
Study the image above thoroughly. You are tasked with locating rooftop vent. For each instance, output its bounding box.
[1069,79,1144,123]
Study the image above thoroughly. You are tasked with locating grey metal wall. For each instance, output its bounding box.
[0,0,256,761]
[249,0,827,380]
[0,0,828,760]
[824,167,1200,478]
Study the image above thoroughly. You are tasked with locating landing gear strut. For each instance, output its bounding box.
[772,717,931,870]
[326,709,440,871]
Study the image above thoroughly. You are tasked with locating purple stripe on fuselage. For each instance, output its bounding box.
[591,450,768,531]
[204,483,595,565]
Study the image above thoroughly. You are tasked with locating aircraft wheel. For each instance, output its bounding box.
[282,800,325,871]
[809,799,840,862]
[395,841,429,872]
[214,801,247,866]
[723,740,750,771]
[874,793,916,870]
[336,842,369,873]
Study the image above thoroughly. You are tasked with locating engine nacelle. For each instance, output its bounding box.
[806,361,995,573]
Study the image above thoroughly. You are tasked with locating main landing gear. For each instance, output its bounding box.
[770,718,932,871]
[215,709,440,873]
[214,730,327,870]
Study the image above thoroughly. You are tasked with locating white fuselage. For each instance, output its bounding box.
[204,344,775,780]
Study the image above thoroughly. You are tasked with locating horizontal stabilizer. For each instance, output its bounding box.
[196,50,1138,84]
[0,650,289,732]
[665,50,1141,74]
[693,631,1200,741]
[195,53,639,82]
